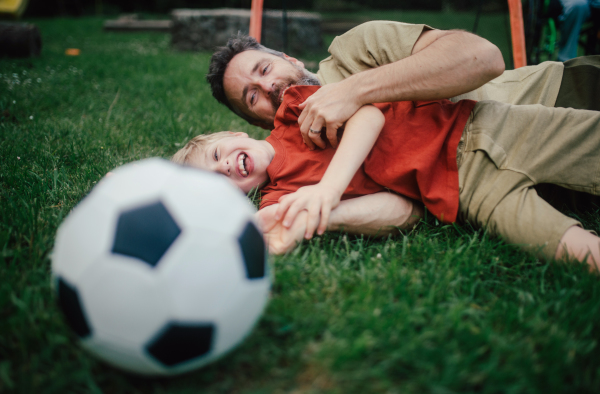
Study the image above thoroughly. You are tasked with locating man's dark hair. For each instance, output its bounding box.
[207,33,285,126]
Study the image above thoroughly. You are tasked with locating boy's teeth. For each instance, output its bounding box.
[238,153,247,176]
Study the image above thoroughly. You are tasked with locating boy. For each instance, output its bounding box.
[173,86,600,269]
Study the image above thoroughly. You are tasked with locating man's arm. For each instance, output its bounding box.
[327,192,423,235]
[299,29,505,149]
[257,192,422,254]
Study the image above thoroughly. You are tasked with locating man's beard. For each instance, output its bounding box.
[270,65,321,113]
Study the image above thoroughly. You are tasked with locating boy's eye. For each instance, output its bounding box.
[213,149,218,161]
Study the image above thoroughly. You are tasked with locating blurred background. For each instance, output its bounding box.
[24,0,507,16]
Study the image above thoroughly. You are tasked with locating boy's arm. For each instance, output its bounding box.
[258,192,422,254]
[275,104,386,239]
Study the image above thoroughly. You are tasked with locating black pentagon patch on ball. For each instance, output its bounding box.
[238,221,266,279]
[56,277,91,338]
[112,201,181,268]
[146,323,214,367]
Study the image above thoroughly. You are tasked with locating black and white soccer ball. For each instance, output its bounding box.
[51,158,269,375]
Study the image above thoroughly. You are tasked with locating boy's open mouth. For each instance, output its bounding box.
[237,152,250,177]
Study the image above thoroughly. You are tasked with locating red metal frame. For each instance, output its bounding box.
[249,0,264,43]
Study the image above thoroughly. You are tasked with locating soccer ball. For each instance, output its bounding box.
[51,158,269,375]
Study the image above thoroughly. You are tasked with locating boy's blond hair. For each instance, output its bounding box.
[171,131,232,165]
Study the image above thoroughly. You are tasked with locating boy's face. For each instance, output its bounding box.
[188,132,274,194]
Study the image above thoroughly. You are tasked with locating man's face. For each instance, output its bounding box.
[187,133,274,194]
[223,50,319,127]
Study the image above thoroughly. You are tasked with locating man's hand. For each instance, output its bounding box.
[256,192,422,254]
[276,184,342,239]
[296,29,503,150]
[297,80,361,150]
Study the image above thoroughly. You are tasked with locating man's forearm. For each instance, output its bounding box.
[350,29,505,105]
[327,192,422,236]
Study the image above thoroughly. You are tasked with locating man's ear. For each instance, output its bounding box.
[227,131,249,138]
[283,54,305,69]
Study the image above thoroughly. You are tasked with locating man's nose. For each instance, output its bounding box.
[257,78,275,95]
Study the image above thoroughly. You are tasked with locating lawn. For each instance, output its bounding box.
[2,13,600,394]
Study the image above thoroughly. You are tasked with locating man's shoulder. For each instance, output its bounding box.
[318,20,432,82]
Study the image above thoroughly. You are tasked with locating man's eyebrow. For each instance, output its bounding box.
[240,59,268,105]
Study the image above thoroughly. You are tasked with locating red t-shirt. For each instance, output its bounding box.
[260,86,476,223]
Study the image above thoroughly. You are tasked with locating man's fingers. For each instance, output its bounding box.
[301,129,317,150]
[298,106,314,133]
[308,117,326,149]
[298,101,310,124]
[326,124,339,149]
[309,132,326,149]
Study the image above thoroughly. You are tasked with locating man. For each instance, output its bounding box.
[208,21,600,148]
[206,21,600,251]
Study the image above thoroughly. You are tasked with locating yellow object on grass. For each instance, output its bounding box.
[65,48,80,56]
[0,0,29,19]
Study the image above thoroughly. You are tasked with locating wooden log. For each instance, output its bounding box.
[103,20,172,33]
[0,23,41,58]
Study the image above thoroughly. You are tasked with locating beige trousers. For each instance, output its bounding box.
[457,101,600,259]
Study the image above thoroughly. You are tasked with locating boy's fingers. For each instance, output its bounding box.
[283,201,304,228]
[318,206,331,235]
[275,196,293,221]
[305,205,320,239]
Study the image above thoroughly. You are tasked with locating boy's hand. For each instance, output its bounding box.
[276,184,342,239]
[264,210,308,255]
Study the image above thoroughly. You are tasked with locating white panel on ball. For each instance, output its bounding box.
[212,276,271,356]
[161,167,255,236]
[95,158,175,209]
[78,254,172,346]
[161,228,251,318]
[83,336,164,375]
[52,191,119,284]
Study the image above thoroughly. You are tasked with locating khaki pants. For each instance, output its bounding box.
[457,101,600,259]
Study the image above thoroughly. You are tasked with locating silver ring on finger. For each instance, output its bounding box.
[309,128,320,134]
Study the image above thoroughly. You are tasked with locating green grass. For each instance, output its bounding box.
[2,14,600,394]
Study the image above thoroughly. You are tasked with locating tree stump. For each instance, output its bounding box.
[0,23,42,58]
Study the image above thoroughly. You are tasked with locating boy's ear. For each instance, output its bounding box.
[227,131,248,138]
[283,53,305,69]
